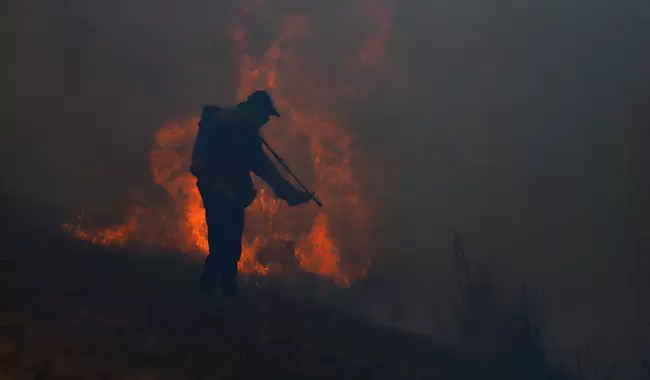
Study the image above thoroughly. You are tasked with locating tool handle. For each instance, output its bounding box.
[261,137,323,207]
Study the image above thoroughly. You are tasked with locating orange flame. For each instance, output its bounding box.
[67,0,392,287]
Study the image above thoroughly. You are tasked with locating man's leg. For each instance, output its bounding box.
[198,181,225,293]
[199,200,222,293]
[219,206,245,298]
[197,181,246,297]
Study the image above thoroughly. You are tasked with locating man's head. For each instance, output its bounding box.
[244,90,280,127]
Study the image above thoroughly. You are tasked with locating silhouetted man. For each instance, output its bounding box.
[190,90,313,298]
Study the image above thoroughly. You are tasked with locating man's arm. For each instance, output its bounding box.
[250,142,298,201]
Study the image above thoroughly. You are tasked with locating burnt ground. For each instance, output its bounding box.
[5,197,640,380]
[0,198,458,380]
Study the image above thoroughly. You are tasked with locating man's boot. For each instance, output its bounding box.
[220,261,238,299]
[200,252,222,293]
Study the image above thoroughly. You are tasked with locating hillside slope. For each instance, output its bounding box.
[0,198,456,380]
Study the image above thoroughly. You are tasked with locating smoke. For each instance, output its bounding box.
[3,0,650,370]
[370,0,650,366]
[2,0,238,210]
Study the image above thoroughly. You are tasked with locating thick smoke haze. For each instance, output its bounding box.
[3,0,649,368]
[2,0,239,209]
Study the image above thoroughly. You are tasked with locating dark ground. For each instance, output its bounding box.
[2,197,645,380]
[0,198,458,380]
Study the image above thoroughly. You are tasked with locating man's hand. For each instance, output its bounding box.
[286,189,314,207]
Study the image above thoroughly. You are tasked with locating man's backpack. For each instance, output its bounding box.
[190,105,222,179]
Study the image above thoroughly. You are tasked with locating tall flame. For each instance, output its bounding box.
[67,0,392,287]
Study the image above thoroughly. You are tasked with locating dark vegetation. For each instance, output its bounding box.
[0,198,456,379]
[450,232,632,380]
[1,197,647,379]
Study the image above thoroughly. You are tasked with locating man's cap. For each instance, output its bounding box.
[247,90,280,117]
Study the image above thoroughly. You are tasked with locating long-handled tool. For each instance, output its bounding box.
[260,137,323,207]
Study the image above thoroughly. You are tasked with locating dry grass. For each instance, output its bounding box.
[1,198,644,379]
[0,200,455,379]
